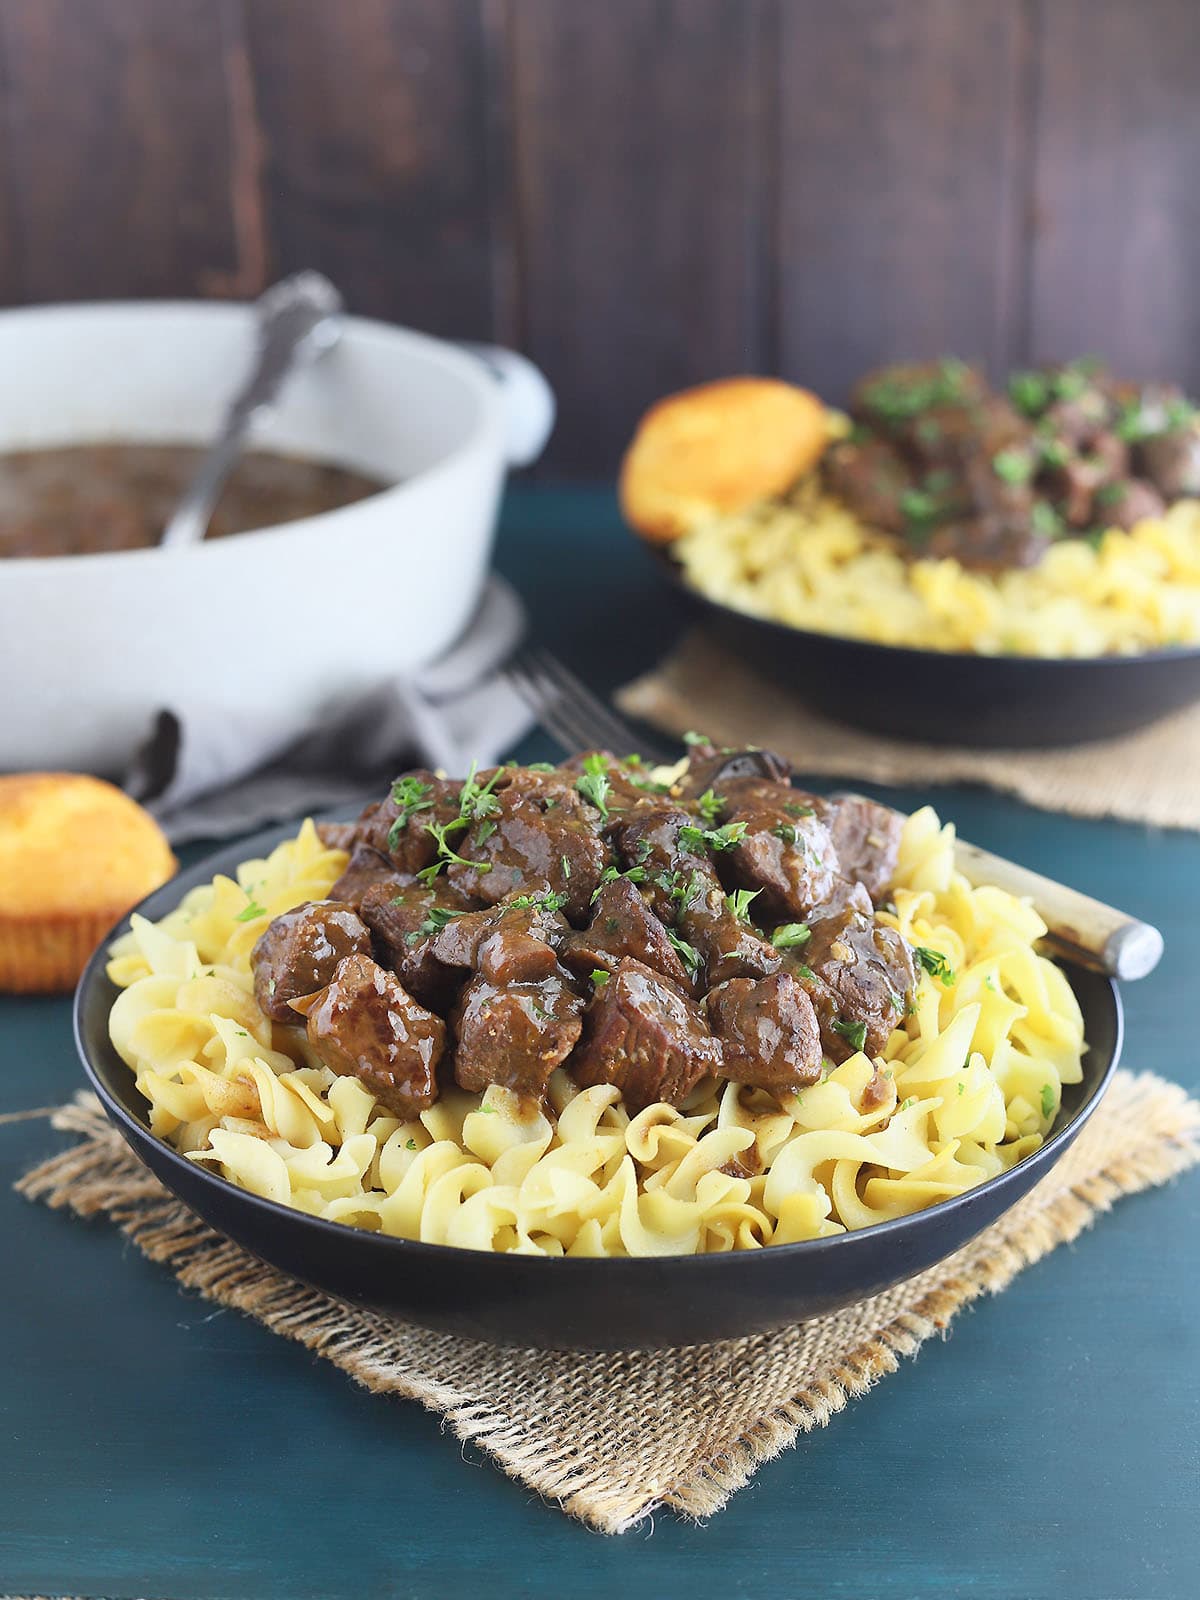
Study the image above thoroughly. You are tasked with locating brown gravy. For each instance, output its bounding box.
[0,443,387,558]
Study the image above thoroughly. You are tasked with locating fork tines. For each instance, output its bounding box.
[506,647,675,764]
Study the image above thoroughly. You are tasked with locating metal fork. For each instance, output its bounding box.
[502,646,1163,981]
[506,647,677,764]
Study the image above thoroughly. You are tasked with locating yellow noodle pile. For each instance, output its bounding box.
[106,809,1084,1256]
[676,483,1200,657]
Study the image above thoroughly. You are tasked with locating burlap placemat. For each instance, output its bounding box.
[15,1073,1199,1535]
[618,630,1200,830]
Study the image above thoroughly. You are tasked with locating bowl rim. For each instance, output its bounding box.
[73,811,1125,1275]
[652,542,1200,671]
[0,298,503,573]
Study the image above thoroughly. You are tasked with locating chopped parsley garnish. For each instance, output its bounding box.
[832,1017,868,1053]
[590,968,609,987]
[771,922,811,949]
[784,801,815,818]
[658,867,708,915]
[900,487,941,530]
[773,823,801,846]
[666,929,703,978]
[1040,1083,1056,1119]
[899,1096,918,1112]
[506,890,569,914]
[914,946,955,985]
[404,904,466,942]
[695,788,725,823]
[992,448,1034,485]
[575,752,611,819]
[416,819,492,885]
[476,1103,497,1115]
[1038,436,1069,468]
[458,761,504,823]
[1031,500,1064,539]
[796,964,816,982]
[591,864,648,902]
[678,819,747,853]
[235,892,266,923]
[1008,370,1051,416]
[1094,481,1125,507]
[724,887,761,923]
[957,1082,966,1097]
[388,775,435,847]
[682,730,711,747]
[560,854,572,879]
[526,761,557,773]
[406,1138,418,1151]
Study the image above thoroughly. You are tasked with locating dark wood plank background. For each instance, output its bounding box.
[0,0,1195,476]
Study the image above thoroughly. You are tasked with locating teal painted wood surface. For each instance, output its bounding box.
[1,485,1197,1599]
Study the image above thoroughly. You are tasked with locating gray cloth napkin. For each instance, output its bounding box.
[127,577,533,843]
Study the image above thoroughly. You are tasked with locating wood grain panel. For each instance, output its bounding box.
[243,0,498,336]
[1028,0,1200,387]
[0,0,242,301]
[776,0,1029,402]
[509,0,769,476]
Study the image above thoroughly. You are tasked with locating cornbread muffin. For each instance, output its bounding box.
[619,376,829,543]
[0,773,176,992]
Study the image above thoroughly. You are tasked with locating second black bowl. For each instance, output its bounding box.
[658,553,1200,747]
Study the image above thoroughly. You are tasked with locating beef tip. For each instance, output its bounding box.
[725,807,840,920]
[963,446,1035,525]
[679,882,783,987]
[711,776,833,822]
[358,880,472,1010]
[560,875,694,989]
[851,360,988,436]
[706,972,823,1097]
[570,957,723,1111]
[827,795,902,901]
[251,900,372,1023]
[926,512,1049,570]
[1137,426,1200,500]
[299,953,445,1118]
[1094,478,1166,532]
[430,899,568,986]
[446,779,610,923]
[1042,390,1113,445]
[1049,433,1129,528]
[554,750,664,817]
[356,770,463,877]
[453,971,584,1100]
[798,882,915,1062]
[329,843,408,906]
[824,436,914,536]
[676,745,792,801]
[315,819,360,851]
[612,806,714,923]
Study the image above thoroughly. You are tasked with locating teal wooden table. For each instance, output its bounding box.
[2,486,1197,1600]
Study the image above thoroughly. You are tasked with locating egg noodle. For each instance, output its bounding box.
[106,808,1084,1256]
[676,479,1200,658]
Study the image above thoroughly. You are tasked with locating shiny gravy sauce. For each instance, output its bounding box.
[0,443,387,558]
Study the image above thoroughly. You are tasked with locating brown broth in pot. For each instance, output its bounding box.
[0,443,388,558]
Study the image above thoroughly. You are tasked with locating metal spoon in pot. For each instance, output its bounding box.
[159,271,344,550]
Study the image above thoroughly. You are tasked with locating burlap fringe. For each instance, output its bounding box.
[17,1071,1200,1535]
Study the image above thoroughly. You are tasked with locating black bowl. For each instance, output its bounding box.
[656,552,1200,747]
[75,818,1123,1350]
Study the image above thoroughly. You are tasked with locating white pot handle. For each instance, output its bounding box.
[456,342,556,468]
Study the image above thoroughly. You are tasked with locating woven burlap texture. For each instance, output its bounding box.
[618,630,1200,830]
[17,1073,1199,1535]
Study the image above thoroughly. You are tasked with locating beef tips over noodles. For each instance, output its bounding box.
[251,749,917,1115]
